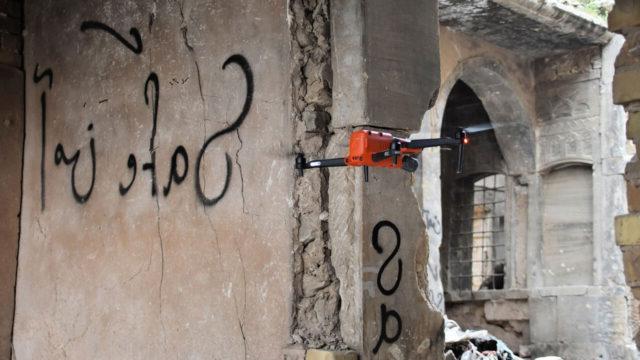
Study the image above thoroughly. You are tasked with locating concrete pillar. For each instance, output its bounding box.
[330,0,443,358]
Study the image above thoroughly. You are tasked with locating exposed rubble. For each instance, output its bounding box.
[444,317,558,360]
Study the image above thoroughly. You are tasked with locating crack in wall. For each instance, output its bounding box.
[232,250,248,360]
[204,213,248,358]
[289,0,345,350]
[235,129,247,214]
[172,0,210,211]
[153,196,168,351]
[174,0,205,105]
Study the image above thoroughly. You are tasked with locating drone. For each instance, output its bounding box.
[295,127,471,181]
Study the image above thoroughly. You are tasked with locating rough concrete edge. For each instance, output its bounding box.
[288,0,346,350]
[328,0,366,353]
[493,0,612,43]
[306,348,358,360]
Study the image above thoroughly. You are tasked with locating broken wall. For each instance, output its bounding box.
[420,28,535,353]
[421,24,637,359]
[12,0,445,359]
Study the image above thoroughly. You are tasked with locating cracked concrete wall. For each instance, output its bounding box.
[14,0,446,358]
[14,0,294,358]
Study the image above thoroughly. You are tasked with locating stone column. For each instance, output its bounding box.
[611,0,640,346]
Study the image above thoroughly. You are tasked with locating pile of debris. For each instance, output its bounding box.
[444,318,525,360]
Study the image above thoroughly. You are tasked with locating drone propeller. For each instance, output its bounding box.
[463,123,493,134]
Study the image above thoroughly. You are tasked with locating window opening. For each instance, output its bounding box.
[449,174,506,291]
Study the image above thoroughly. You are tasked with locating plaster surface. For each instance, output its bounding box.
[14,1,293,358]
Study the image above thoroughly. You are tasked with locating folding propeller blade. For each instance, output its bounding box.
[464,123,493,134]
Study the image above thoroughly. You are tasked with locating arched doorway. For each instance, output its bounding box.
[419,57,535,314]
[441,80,508,293]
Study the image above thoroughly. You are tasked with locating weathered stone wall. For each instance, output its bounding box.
[422,22,637,359]
[14,1,294,358]
[0,0,22,359]
[530,37,638,359]
[611,0,640,348]
[420,25,535,313]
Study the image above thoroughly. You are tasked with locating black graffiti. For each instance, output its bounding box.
[80,21,143,54]
[371,220,404,354]
[33,64,53,211]
[54,124,96,204]
[195,54,253,206]
[428,260,440,282]
[33,64,53,89]
[373,304,403,354]
[163,146,189,196]
[37,44,253,206]
[423,209,441,235]
[372,220,403,296]
[142,73,159,196]
[119,154,137,195]
[428,288,444,310]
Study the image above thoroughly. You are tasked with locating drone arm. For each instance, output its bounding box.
[404,130,469,174]
[305,158,347,168]
[405,137,459,149]
[296,153,346,175]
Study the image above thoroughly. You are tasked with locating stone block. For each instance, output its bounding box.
[616,214,640,246]
[284,346,307,360]
[626,159,640,186]
[613,65,640,105]
[615,29,640,68]
[484,299,529,321]
[628,111,640,142]
[306,349,358,360]
[620,245,640,285]
[609,0,640,32]
[556,296,595,343]
[529,296,557,344]
[628,182,640,212]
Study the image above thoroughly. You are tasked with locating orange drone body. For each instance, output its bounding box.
[345,130,421,169]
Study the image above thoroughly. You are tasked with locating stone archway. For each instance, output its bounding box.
[419,56,536,313]
[426,56,535,175]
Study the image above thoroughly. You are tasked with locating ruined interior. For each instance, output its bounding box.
[1,0,640,359]
[419,2,638,358]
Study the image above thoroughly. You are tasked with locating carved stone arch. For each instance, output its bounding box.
[420,56,536,310]
[539,159,594,175]
[425,56,536,175]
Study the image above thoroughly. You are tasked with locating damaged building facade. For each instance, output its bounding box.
[0,0,639,359]
[419,1,640,359]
